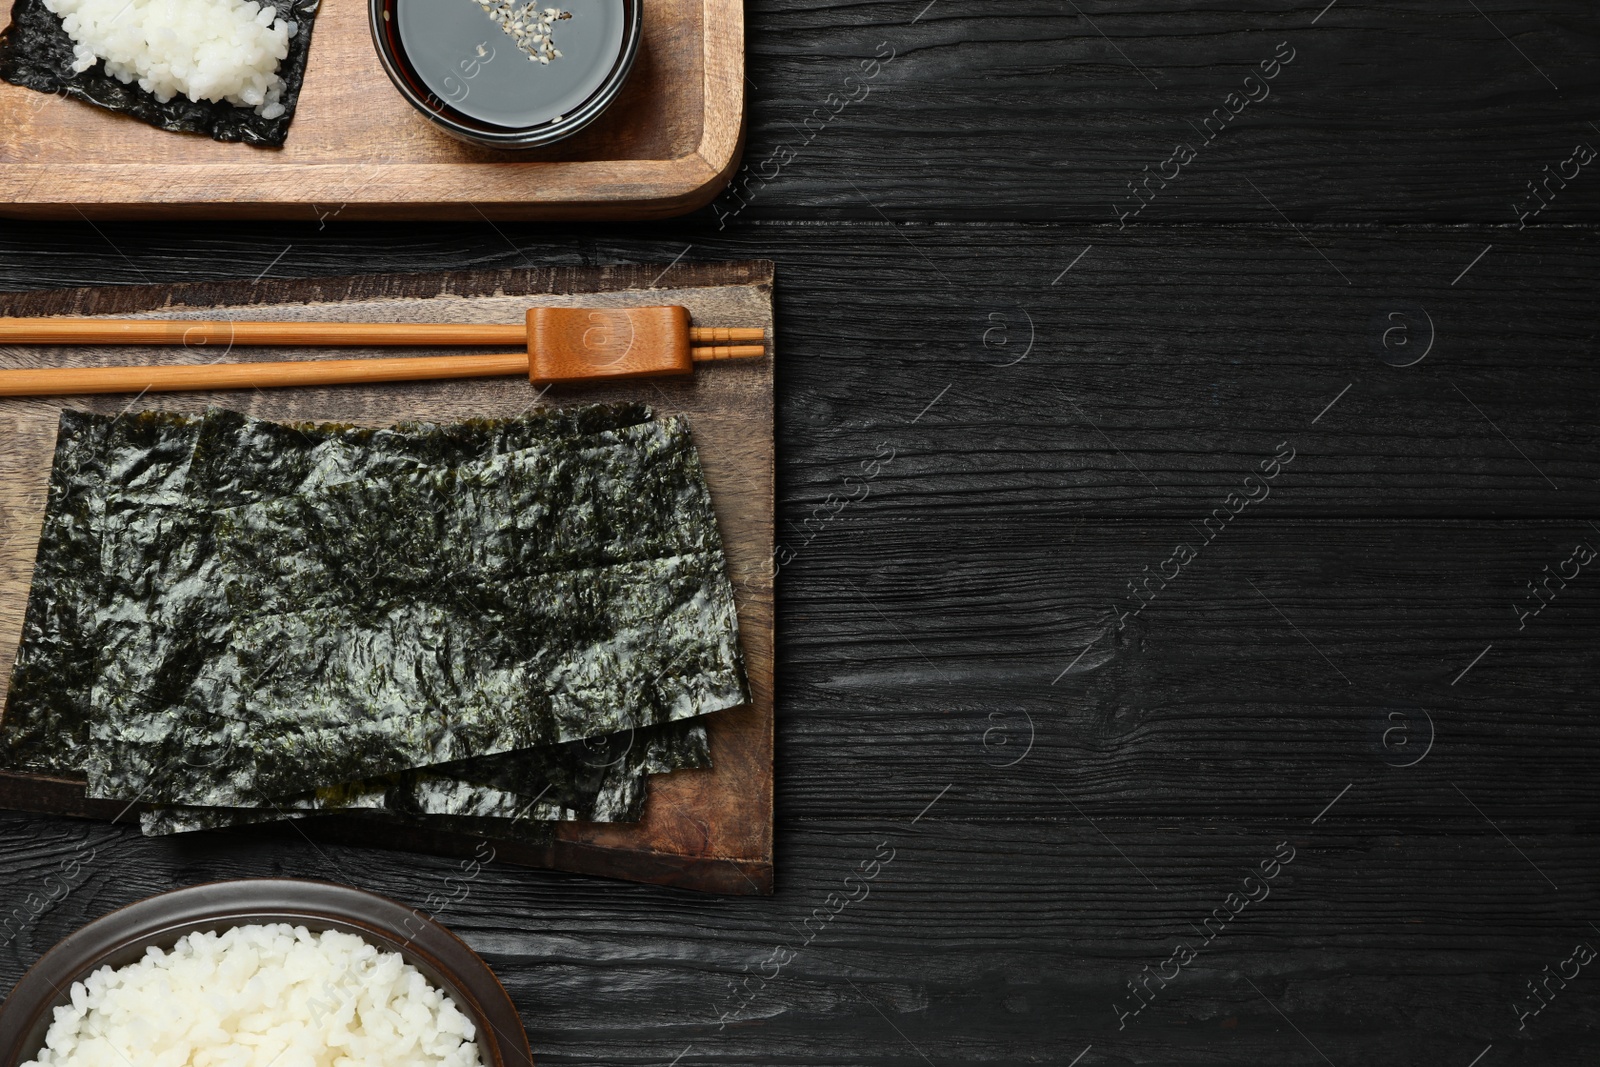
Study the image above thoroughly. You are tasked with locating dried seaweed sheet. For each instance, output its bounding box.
[1,409,205,775]
[186,403,653,510]
[140,718,711,835]
[1,410,110,776]
[86,408,744,807]
[0,404,685,814]
[214,417,722,617]
[97,547,743,805]
[2,404,740,828]
[29,402,587,788]
[76,403,650,798]
[0,0,321,146]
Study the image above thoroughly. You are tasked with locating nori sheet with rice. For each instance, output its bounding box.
[0,0,321,146]
[0,404,745,835]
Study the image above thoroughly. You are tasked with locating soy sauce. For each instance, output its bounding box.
[394,0,624,129]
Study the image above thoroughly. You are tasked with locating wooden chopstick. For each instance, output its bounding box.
[0,318,766,346]
[689,344,765,361]
[0,353,533,397]
[0,345,767,397]
[0,305,766,397]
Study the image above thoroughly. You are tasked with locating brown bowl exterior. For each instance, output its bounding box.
[0,879,533,1067]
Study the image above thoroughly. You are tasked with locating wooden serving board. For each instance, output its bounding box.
[0,260,776,896]
[0,0,743,220]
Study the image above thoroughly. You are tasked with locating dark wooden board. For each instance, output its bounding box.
[0,261,776,896]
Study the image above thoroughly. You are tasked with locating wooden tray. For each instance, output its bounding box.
[0,260,775,895]
[0,0,743,220]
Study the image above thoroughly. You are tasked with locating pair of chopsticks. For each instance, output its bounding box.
[0,307,766,395]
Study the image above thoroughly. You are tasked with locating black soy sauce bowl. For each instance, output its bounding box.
[370,0,642,150]
[0,879,534,1067]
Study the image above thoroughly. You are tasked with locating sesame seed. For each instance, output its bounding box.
[473,0,568,63]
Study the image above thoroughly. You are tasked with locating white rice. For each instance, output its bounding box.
[42,0,298,117]
[22,924,486,1067]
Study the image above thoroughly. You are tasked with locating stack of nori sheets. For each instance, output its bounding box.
[0,403,748,842]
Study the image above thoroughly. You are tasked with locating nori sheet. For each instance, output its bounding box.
[0,0,321,147]
[0,403,690,812]
[0,405,743,821]
[55,402,626,797]
[140,717,712,835]
[113,401,680,815]
[96,545,742,805]
[186,403,654,510]
[85,409,743,807]
[1,409,109,776]
[2,409,208,777]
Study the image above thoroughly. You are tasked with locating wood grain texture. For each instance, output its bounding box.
[0,0,745,219]
[726,0,1600,222]
[0,260,776,895]
[777,517,1600,819]
[4,222,1586,516]
[2,814,1594,1066]
[5,226,1589,1063]
[1,0,1598,1059]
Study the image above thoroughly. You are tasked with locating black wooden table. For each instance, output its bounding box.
[2,2,1598,1064]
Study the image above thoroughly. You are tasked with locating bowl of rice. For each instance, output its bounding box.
[0,879,533,1067]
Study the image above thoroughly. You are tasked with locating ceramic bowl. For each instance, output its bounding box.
[370,0,642,150]
[0,879,533,1067]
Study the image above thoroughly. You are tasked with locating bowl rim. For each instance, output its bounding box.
[368,0,643,150]
[0,877,534,1067]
